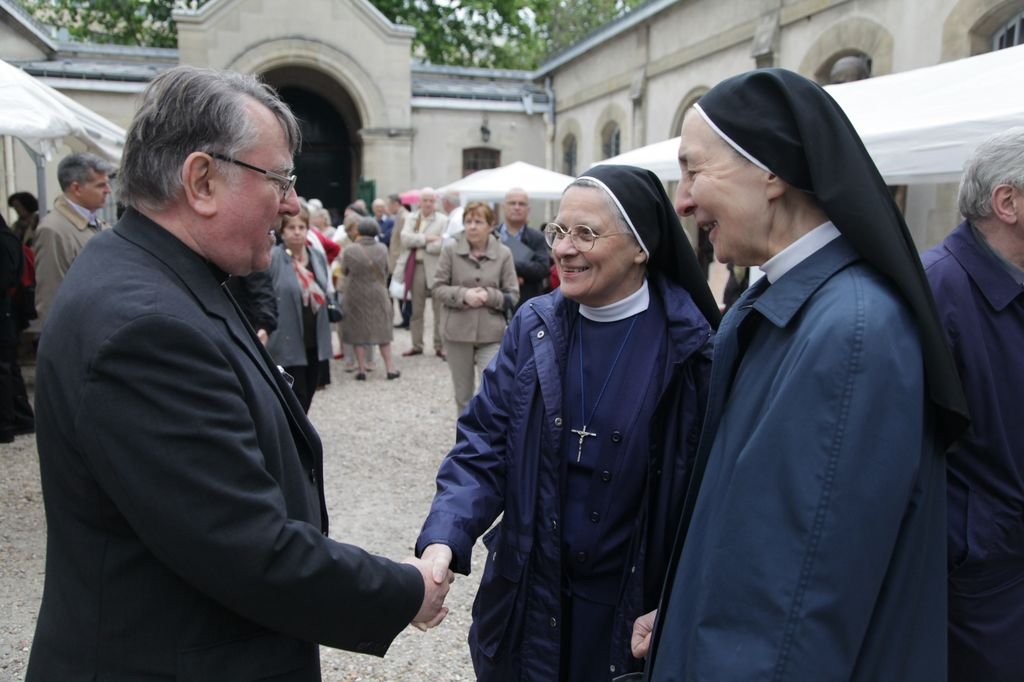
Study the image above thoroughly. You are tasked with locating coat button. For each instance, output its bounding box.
[576,551,587,563]
[309,468,317,484]
[601,470,611,482]
[550,617,558,628]
[551,518,558,531]
[537,330,545,338]
[610,430,623,443]
[554,417,563,427]
[590,512,600,523]
[610,665,617,673]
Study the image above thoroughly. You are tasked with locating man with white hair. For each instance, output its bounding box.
[399,187,446,356]
[441,190,464,244]
[922,126,1024,682]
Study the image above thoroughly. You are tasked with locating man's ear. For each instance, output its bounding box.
[181,152,218,217]
[991,185,1019,225]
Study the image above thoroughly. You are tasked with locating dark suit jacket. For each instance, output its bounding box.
[27,208,422,681]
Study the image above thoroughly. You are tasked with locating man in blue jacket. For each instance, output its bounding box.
[633,68,968,682]
[923,126,1024,682]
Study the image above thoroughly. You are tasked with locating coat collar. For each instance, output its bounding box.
[945,220,1024,312]
[453,232,503,259]
[750,235,861,328]
[527,271,712,363]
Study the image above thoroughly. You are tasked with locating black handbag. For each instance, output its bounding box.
[327,295,343,323]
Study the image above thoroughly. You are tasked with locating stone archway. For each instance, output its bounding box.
[797,17,894,82]
[942,0,1024,58]
[262,66,362,213]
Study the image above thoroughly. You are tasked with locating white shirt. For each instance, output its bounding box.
[760,221,840,284]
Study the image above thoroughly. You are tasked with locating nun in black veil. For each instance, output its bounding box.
[634,68,968,682]
[414,165,719,681]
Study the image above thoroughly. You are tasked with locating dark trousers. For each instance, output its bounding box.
[0,340,33,438]
[285,347,320,414]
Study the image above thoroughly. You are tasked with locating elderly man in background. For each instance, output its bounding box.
[441,189,464,245]
[633,68,967,681]
[33,151,114,327]
[27,66,449,681]
[497,187,550,310]
[399,187,447,357]
[922,127,1024,682]
[387,192,412,328]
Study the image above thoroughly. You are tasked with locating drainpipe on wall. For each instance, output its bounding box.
[544,76,556,172]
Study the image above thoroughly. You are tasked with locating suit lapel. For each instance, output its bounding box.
[113,210,317,455]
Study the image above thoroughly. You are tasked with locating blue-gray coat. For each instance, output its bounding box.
[648,236,946,681]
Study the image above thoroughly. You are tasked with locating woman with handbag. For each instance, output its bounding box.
[339,217,400,381]
[266,207,334,411]
[432,201,518,416]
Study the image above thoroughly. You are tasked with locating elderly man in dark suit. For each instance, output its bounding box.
[27,66,450,681]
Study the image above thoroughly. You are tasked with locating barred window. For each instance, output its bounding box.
[993,10,1024,49]
[562,135,578,177]
[463,147,500,176]
[601,123,621,159]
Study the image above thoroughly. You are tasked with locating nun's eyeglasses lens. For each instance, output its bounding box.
[544,223,600,251]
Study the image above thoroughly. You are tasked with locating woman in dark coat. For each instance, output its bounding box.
[415,166,720,681]
[339,217,399,380]
[266,207,332,412]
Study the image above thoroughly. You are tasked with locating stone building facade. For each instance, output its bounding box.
[2,0,1023,244]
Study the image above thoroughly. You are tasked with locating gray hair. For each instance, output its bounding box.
[565,177,631,235]
[958,126,1024,222]
[57,152,115,191]
[119,66,301,211]
[357,216,380,238]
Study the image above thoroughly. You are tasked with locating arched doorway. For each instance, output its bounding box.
[263,67,362,217]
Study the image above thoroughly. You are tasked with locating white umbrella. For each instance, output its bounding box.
[441,161,575,203]
[0,58,125,162]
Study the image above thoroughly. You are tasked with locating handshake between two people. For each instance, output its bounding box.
[403,543,455,632]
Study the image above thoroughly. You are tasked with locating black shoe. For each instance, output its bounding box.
[355,372,367,381]
[387,371,401,380]
[0,431,13,444]
[13,421,34,436]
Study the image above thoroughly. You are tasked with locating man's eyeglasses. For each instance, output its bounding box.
[543,223,629,252]
[208,152,296,200]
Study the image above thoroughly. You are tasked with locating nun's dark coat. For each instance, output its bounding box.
[647,237,946,681]
[416,274,712,681]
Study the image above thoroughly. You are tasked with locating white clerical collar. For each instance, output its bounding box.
[579,278,649,322]
[761,221,840,284]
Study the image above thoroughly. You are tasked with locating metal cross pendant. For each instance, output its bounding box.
[571,425,597,462]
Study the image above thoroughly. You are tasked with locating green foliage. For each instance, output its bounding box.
[16,0,647,68]
[371,0,648,70]
[16,0,195,48]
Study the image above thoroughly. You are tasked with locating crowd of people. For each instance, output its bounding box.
[3,63,1021,682]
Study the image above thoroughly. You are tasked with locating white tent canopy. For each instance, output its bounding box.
[441,161,575,203]
[595,44,1024,185]
[0,58,125,162]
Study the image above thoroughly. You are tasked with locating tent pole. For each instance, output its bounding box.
[17,139,47,211]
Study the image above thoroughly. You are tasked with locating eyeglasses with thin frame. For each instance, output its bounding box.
[208,152,296,200]
[543,222,629,252]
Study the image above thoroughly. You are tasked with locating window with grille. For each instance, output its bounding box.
[562,135,578,177]
[993,10,1024,49]
[601,123,621,159]
[463,147,500,176]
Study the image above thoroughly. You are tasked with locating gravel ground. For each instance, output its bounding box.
[0,317,487,681]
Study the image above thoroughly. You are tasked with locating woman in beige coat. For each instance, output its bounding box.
[433,202,519,415]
